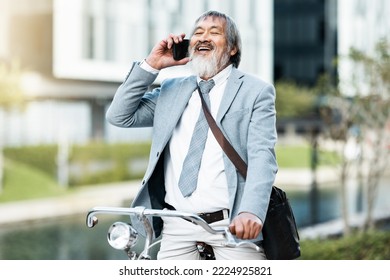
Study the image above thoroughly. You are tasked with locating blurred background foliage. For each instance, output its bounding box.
[275,80,317,119]
[3,142,151,192]
[300,230,390,260]
[0,61,25,110]
[1,142,340,202]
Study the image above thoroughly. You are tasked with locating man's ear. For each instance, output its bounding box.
[230,47,238,57]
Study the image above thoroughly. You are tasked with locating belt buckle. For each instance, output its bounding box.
[221,209,229,220]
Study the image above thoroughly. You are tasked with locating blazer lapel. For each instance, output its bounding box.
[160,76,197,146]
[173,76,197,117]
[216,68,244,123]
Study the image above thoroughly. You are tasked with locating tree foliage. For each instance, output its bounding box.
[275,80,317,119]
[319,38,390,232]
[0,61,25,110]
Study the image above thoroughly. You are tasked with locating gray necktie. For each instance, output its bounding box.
[178,79,215,197]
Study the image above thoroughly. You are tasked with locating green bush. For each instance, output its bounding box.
[4,142,151,187]
[4,142,340,188]
[299,230,390,260]
[68,142,151,185]
[275,81,317,119]
[70,142,151,161]
[4,145,58,178]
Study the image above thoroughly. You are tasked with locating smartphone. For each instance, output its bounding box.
[172,39,190,60]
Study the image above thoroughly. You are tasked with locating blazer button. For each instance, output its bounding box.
[142,180,145,185]
[156,152,160,157]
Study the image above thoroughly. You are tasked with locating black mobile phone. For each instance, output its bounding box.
[172,39,189,60]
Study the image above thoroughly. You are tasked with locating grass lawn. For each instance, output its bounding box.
[0,159,66,203]
[276,144,340,168]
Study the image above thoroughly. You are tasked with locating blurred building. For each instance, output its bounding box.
[338,0,390,96]
[273,0,338,86]
[0,0,121,145]
[0,0,388,146]
[0,0,273,146]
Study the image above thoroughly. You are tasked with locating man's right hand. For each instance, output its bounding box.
[145,33,190,70]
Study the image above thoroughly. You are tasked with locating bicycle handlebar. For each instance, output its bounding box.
[87,206,225,235]
[86,206,260,254]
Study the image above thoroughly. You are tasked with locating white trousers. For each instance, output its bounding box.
[157,215,266,260]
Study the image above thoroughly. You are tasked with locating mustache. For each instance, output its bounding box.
[192,41,215,51]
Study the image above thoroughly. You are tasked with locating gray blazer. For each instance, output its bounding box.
[106,62,278,239]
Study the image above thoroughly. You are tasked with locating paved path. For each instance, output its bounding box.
[299,210,390,239]
[0,181,141,225]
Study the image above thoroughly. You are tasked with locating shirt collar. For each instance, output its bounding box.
[197,64,233,86]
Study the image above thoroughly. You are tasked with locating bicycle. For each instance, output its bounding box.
[86,206,261,260]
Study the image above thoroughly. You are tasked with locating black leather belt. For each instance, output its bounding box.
[198,209,230,224]
[164,204,229,224]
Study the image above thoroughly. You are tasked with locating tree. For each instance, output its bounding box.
[319,39,390,233]
[275,80,317,119]
[275,80,322,224]
[0,61,25,193]
[349,39,390,230]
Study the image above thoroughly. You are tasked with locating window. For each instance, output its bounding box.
[53,0,148,82]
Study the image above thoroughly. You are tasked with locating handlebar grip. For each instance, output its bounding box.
[223,228,261,252]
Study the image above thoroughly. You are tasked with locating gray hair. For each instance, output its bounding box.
[192,10,242,68]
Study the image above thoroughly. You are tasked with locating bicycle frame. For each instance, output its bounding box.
[86,206,260,260]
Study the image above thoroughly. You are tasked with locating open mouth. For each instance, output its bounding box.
[196,43,214,54]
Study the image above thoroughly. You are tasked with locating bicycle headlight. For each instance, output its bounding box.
[107,222,138,250]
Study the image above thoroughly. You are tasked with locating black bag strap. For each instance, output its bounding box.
[197,86,247,179]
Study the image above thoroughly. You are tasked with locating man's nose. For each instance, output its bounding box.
[198,32,211,42]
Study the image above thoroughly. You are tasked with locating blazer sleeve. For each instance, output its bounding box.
[106,62,160,128]
[238,83,278,223]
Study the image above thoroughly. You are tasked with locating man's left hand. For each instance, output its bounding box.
[228,212,263,239]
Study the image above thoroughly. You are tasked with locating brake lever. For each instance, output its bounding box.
[223,228,261,252]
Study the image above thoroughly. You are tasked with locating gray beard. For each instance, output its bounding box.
[190,50,230,79]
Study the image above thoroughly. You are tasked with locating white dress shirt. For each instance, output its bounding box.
[140,61,232,213]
